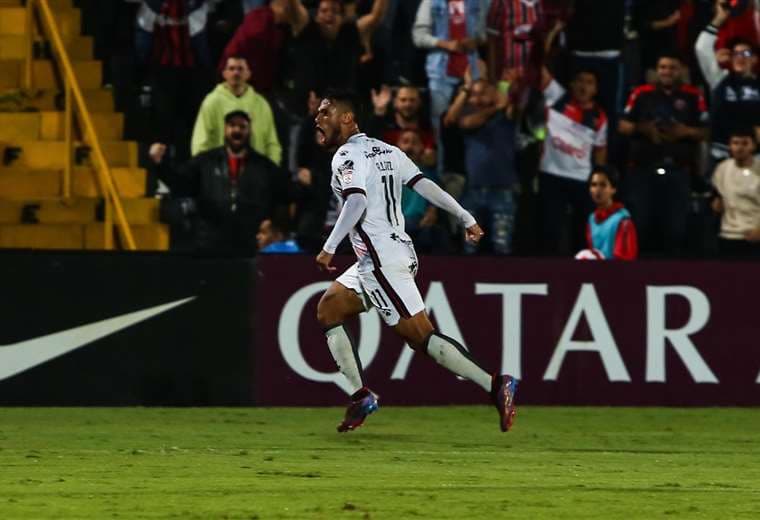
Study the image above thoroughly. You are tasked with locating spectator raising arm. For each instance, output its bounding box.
[695,0,731,91]
[288,0,310,35]
[356,0,388,39]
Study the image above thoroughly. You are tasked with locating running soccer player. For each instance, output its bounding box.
[313,90,518,433]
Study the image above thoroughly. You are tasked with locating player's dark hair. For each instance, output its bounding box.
[729,127,758,143]
[324,88,365,126]
[589,164,620,189]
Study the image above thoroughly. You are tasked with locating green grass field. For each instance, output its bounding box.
[1,406,759,519]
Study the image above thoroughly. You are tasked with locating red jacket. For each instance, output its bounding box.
[218,7,286,94]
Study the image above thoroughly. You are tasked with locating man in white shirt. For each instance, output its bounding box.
[312,90,518,434]
[712,129,760,258]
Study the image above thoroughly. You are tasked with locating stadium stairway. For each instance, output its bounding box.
[0,0,168,250]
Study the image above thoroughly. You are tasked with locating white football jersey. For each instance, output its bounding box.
[330,133,425,270]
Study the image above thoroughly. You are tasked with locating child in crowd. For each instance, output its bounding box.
[582,165,638,260]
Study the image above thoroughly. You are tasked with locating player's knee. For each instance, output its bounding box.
[317,291,342,328]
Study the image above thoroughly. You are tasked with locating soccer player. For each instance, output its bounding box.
[313,90,518,433]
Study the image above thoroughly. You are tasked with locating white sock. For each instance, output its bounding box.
[325,325,364,394]
[425,333,492,392]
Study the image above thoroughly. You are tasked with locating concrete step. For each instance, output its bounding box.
[0,140,137,168]
[0,35,93,60]
[0,59,101,89]
[0,6,81,40]
[0,222,84,248]
[0,87,114,112]
[0,198,160,224]
[0,111,123,140]
[0,167,147,198]
[0,222,169,250]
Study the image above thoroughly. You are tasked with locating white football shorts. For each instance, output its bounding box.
[336,262,425,326]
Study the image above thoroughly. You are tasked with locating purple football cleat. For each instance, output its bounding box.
[337,387,379,433]
[491,374,518,432]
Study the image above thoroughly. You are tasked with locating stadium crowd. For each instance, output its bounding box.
[79,0,760,258]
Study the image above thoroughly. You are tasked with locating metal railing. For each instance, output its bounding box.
[24,0,136,250]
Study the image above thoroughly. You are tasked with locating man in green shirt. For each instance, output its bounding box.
[191,56,282,165]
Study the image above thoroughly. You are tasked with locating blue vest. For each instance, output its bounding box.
[589,207,630,260]
[427,0,483,81]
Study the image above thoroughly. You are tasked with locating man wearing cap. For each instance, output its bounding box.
[151,110,290,254]
[191,55,282,165]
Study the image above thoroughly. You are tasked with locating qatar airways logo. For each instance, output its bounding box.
[276,282,747,395]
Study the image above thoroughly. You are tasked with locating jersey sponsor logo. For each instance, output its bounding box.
[550,135,589,160]
[363,146,393,159]
[0,297,195,382]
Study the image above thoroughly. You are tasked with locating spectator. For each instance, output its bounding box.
[413,0,488,172]
[135,0,214,159]
[637,0,681,74]
[281,0,388,117]
[486,0,544,81]
[396,129,450,253]
[619,53,709,257]
[565,0,625,145]
[696,1,760,170]
[714,0,760,52]
[150,110,290,255]
[444,78,517,254]
[712,129,760,258]
[192,55,282,164]
[379,0,427,85]
[293,92,334,252]
[257,216,303,253]
[219,0,301,95]
[539,67,608,256]
[366,85,437,167]
[584,165,638,260]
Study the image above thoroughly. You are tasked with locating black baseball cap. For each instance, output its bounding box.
[224,110,251,124]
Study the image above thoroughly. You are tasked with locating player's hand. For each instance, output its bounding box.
[465,223,485,244]
[316,250,337,273]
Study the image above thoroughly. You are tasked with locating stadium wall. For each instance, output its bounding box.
[0,253,757,406]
